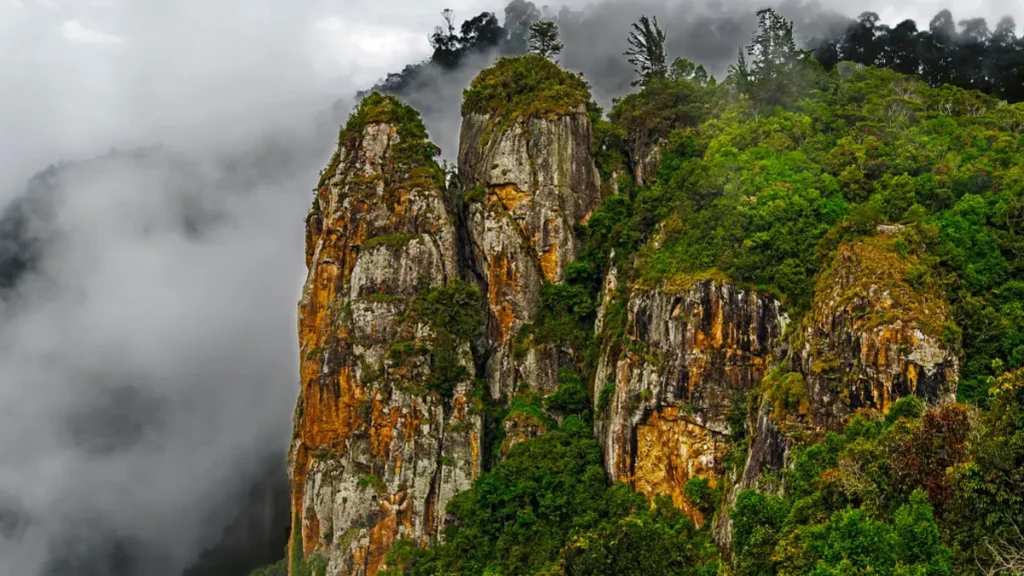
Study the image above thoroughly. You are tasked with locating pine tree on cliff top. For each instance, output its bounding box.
[529,20,564,61]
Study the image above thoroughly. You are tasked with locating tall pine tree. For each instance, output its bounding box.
[529,20,564,60]
[624,16,667,87]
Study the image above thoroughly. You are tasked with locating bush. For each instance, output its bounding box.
[885,395,925,425]
[462,54,591,126]
[409,279,486,401]
[547,368,591,422]
[684,477,718,515]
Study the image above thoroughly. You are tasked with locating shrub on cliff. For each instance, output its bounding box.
[320,92,443,190]
[409,279,486,402]
[727,403,972,574]
[948,369,1024,572]
[461,54,590,124]
[608,76,713,163]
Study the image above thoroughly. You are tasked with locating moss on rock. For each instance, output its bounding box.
[320,92,443,190]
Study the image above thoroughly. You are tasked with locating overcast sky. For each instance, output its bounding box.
[0,1,1022,575]
[2,0,1022,195]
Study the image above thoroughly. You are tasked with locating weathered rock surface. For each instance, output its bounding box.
[500,410,548,457]
[594,280,787,518]
[288,102,481,576]
[799,235,959,427]
[738,235,961,495]
[459,107,601,399]
[631,139,665,187]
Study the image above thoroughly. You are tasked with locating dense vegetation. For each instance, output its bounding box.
[375,6,1024,576]
[370,2,1024,115]
[406,279,486,403]
[383,415,722,575]
[461,54,590,130]
[256,5,1024,576]
[812,10,1024,104]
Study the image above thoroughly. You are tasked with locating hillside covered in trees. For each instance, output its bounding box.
[264,4,1024,576]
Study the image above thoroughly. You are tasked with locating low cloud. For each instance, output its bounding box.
[60,20,123,44]
[1,1,1021,575]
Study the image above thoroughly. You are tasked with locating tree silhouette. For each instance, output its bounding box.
[429,9,461,69]
[503,0,541,55]
[736,8,813,107]
[669,57,710,84]
[811,9,1024,104]
[625,16,667,87]
[529,20,564,60]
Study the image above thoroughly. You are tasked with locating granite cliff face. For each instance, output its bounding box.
[594,280,787,520]
[285,63,967,574]
[287,57,604,572]
[458,107,601,398]
[739,233,961,495]
[288,95,482,576]
[799,234,960,425]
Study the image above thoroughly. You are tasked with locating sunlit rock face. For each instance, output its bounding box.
[458,107,601,399]
[594,280,787,521]
[288,99,481,576]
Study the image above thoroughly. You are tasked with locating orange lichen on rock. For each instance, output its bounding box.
[487,251,519,345]
[288,98,482,576]
[369,395,400,461]
[537,218,562,282]
[491,183,531,213]
[799,235,960,428]
[500,411,548,456]
[458,103,600,399]
[367,518,398,575]
[633,407,726,525]
[298,366,364,450]
[595,280,787,515]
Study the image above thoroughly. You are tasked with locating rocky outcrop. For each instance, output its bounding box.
[288,95,482,576]
[500,410,548,457]
[631,139,665,187]
[459,107,601,399]
[799,235,959,427]
[738,233,960,503]
[594,280,787,518]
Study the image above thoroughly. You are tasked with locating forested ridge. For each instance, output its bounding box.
[259,4,1024,575]
[368,3,1024,106]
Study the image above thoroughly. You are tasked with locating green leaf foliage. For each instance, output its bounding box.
[462,54,590,123]
[361,9,1024,576]
[321,91,444,191]
[386,425,721,575]
[408,279,486,401]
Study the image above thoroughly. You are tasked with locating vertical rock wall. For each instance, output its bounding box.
[288,101,482,576]
[739,234,961,496]
[594,280,787,519]
[799,235,959,427]
[286,71,966,574]
[458,107,601,399]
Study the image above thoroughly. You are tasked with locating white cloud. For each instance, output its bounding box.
[60,19,122,44]
[312,16,431,85]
